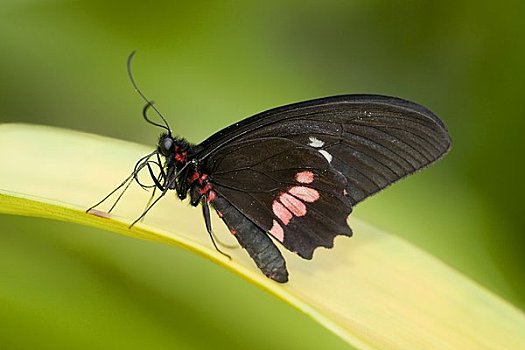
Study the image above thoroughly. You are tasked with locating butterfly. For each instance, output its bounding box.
[89,53,452,283]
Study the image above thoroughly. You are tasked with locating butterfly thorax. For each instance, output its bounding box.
[157,133,213,207]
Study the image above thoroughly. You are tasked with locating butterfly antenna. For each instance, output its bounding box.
[127,51,173,135]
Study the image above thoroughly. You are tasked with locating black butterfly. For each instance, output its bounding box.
[89,53,451,283]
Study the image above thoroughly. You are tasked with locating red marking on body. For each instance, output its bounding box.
[175,151,187,162]
[199,183,212,195]
[279,193,307,217]
[207,190,217,203]
[269,220,284,242]
[217,210,223,218]
[230,229,237,235]
[288,186,320,203]
[295,171,314,184]
[199,174,208,184]
[272,200,292,225]
[190,172,200,183]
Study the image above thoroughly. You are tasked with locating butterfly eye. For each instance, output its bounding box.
[158,136,174,156]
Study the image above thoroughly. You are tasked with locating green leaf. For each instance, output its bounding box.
[1,123,524,349]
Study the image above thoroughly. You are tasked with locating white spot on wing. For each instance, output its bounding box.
[308,136,324,148]
[319,150,333,163]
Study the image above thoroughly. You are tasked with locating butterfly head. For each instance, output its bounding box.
[157,133,174,157]
[157,133,194,161]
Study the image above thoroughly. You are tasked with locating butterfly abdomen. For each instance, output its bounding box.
[210,194,288,283]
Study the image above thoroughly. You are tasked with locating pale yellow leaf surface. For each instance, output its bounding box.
[1,123,524,350]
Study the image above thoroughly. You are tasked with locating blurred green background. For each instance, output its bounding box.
[1,0,524,349]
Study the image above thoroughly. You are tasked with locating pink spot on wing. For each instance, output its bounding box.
[295,171,314,184]
[269,220,284,242]
[272,200,293,225]
[288,186,320,203]
[279,193,307,217]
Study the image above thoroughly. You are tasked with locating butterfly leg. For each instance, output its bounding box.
[210,194,289,283]
[201,196,231,259]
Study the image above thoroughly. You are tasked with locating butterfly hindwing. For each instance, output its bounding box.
[206,137,353,259]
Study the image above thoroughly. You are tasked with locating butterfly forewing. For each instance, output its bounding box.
[197,95,451,205]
